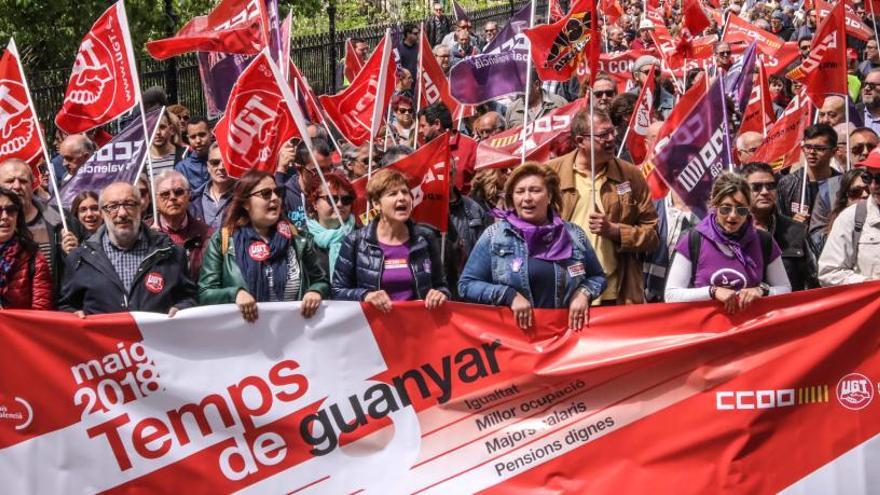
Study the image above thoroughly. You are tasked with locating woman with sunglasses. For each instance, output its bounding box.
[826,169,872,236]
[665,172,791,313]
[0,188,52,309]
[387,95,416,148]
[199,170,329,322]
[72,191,103,236]
[332,168,450,312]
[304,171,359,278]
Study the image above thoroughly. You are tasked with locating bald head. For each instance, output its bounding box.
[59,134,95,176]
[818,95,846,126]
[0,159,34,209]
[736,131,764,163]
[474,111,505,141]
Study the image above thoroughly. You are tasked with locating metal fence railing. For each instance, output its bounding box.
[28,0,543,140]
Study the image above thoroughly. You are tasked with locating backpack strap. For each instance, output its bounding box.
[852,200,868,267]
[756,228,773,281]
[221,227,230,256]
[688,229,702,287]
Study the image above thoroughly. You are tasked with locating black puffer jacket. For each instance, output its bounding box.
[331,219,450,302]
[59,227,198,315]
[771,212,819,291]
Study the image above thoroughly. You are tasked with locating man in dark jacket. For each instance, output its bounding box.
[744,162,818,291]
[60,182,197,316]
[427,3,453,47]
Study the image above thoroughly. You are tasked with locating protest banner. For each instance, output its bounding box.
[475,98,586,170]
[1,283,880,492]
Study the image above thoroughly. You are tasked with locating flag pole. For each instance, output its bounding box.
[521,0,536,165]
[800,98,821,216]
[9,39,69,232]
[368,29,393,179]
[759,64,768,139]
[871,0,880,60]
[414,23,425,150]
[845,95,851,170]
[719,73,734,171]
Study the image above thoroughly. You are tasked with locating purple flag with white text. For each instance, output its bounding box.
[57,107,162,207]
[449,3,531,104]
[652,77,732,218]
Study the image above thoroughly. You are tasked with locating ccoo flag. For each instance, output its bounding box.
[786,0,847,106]
[54,0,139,135]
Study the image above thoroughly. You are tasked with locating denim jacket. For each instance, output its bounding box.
[458,219,607,308]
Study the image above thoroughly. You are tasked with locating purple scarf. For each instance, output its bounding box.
[493,209,573,261]
[696,211,761,283]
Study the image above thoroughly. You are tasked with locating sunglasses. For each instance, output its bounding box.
[717,205,750,217]
[594,89,616,98]
[852,142,878,155]
[320,194,355,206]
[717,51,731,56]
[396,107,413,114]
[749,181,777,193]
[848,185,870,199]
[158,187,187,200]
[249,186,285,201]
[0,204,20,217]
[861,172,880,184]
[208,158,224,167]
[864,82,880,92]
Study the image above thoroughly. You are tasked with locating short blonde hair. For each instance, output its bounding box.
[710,172,751,208]
[366,168,410,205]
[503,162,562,212]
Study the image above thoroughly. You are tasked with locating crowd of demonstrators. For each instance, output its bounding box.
[14,0,880,326]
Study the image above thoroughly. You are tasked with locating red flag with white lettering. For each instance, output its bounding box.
[723,13,789,56]
[213,51,298,178]
[786,1,847,107]
[54,1,139,135]
[750,92,812,170]
[476,98,587,170]
[146,0,268,60]
[417,32,474,119]
[738,64,776,137]
[624,65,655,165]
[817,0,873,41]
[344,38,365,84]
[0,40,46,170]
[320,36,396,145]
[351,133,451,232]
[524,0,600,82]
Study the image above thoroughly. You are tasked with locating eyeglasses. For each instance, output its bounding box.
[485,28,497,33]
[799,45,812,51]
[320,194,355,206]
[802,143,831,153]
[749,181,777,193]
[396,107,413,114]
[208,158,224,168]
[594,89,616,98]
[639,68,653,75]
[717,205,750,217]
[158,187,188,200]
[716,51,731,56]
[0,204,20,217]
[852,142,878,155]
[102,202,139,214]
[848,185,870,199]
[249,186,285,201]
[865,82,880,92]
[586,128,617,141]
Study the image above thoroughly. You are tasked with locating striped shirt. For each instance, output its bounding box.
[266,245,302,302]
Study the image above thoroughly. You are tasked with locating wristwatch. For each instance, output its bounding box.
[759,283,770,296]
[709,285,718,299]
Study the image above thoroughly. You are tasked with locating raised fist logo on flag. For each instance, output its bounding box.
[55,1,139,135]
[0,39,45,168]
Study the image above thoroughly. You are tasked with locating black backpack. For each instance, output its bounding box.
[687,228,773,286]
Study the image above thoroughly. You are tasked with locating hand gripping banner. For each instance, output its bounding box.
[2,283,880,493]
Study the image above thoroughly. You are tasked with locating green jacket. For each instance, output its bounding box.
[198,227,330,305]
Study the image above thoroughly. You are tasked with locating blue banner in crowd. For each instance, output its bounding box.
[449,3,531,104]
[58,107,163,208]
[652,77,732,218]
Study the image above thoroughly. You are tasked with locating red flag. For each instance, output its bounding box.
[54,1,138,135]
[738,63,776,137]
[418,32,474,120]
[786,1,847,107]
[682,0,711,36]
[320,36,395,145]
[351,133,451,232]
[548,0,566,22]
[289,61,324,125]
[0,40,46,170]
[344,38,365,84]
[213,51,298,178]
[817,0,873,41]
[523,0,600,82]
[599,0,624,24]
[146,0,267,60]
[476,98,587,170]
[624,65,655,165]
[722,13,787,56]
[750,92,812,170]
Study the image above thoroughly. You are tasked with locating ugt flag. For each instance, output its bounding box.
[0,39,45,168]
[57,107,162,207]
[213,51,298,178]
[449,3,531,105]
[146,0,269,60]
[352,133,451,232]
[623,65,655,165]
[54,0,139,135]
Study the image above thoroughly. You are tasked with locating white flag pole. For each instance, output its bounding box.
[413,23,425,150]
[521,0,537,165]
[368,30,394,179]
[8,39,69,232]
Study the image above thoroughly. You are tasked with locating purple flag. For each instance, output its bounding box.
[652,77,732,218]
[58,107,163,207]
[723,42,758,115]
[449,3,531,104]
[452,0,470,21]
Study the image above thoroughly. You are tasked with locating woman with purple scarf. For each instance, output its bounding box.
[458,163,607,331]
[665,172,791,313]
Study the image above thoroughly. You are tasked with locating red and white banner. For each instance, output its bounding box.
[2,284,880,492]
[623,65,655,165]
[751,92,812,170]
[787,1,847,107]
[817,0,873,41]
[213,51,297,178]
[351,132,450,232]
[417,31,473,120]
[476,98,586,170]
[146,0,268,60]
[54,0,139,135]
[0,39,46,168]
